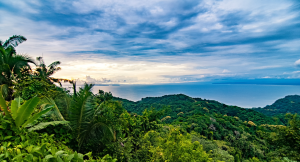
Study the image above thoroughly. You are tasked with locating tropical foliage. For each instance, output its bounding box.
[0,112,115,161]
[0,93,53,130]
[0,35,34,100]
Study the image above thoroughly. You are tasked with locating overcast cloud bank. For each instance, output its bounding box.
[0,0,300,84]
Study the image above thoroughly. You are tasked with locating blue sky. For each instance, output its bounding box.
[0,0,300,84]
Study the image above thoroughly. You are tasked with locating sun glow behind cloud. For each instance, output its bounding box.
[0,0,300,84]
[53,55,225,84]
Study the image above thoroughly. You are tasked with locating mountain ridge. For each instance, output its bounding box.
[253,95,300,118]
[113,94,277,125]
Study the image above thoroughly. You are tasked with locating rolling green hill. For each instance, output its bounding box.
[253,95,300,116]
[113,94,283,160]
[113,94,276,125]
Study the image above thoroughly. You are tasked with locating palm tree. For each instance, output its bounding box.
[0,35,35,100]
[42,83,115,151]
[70,83,116,150]
[35,57,66,86]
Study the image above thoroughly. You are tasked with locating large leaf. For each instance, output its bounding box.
[41,97,66,121]
[10,100,18,120]
[15,96,39,127]
[2,35,27,49]
[22,106,53,128]
[0,91,11,118]
[28,121,70,132]
[10,97,22,120]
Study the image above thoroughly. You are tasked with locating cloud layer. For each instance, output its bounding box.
[0,0,300,84]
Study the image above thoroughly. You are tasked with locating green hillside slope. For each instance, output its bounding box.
[253,95,300,116]
[113,94,276,125]
[113,94,285,160]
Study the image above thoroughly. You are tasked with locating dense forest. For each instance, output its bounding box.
[114,94,277,125]
[0,35,300,161]
[253,95,300,124]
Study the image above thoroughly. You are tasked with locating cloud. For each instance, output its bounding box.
[295,59,300,68]
[222,69,230,73]
[262,76,271,78]
[0,0,300,84]
[252,65,283,70]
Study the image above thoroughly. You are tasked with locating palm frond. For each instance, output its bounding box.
[34,57,62,84]
[68,83,113,150]
[48,61,61,69]
[63,93,71,119]
[3,35,27,49]
[47,67,61,77]
[28,121,70,132]
[36,56,45,65]
[77,122,115,149]
[9,54,35,77]
[12,54,36,66]
[70,95,95,134]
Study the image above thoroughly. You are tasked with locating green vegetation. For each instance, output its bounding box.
[1,35,300,161]
[114,94,299,161]
[114,94,276,125]
[0,35,34,101]
[253,95,300,124]
[254,95,300,115]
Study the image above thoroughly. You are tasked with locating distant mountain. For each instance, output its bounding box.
[213,78,300,85]
[253,95,300,117]
[113,94,276,125]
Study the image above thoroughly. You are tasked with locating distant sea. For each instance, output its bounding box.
[71,83,300,108]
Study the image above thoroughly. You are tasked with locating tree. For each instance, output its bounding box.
[12,56,68,100]
[42,83,116,151]
[146,128,212,162]
[34,57,67,86]
[0,35,35,100]
[12,56,72,100]
[262,114,300,161]
[12,75,66,100]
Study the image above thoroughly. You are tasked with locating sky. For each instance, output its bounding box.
[0,0,300,84]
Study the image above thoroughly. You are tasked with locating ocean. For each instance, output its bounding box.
[71,83,300,108]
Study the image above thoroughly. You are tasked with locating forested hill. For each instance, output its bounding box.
[253,95,300,117]
[113,94,276,125]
